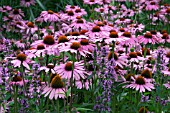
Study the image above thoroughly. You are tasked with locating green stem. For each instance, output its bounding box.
[14,85,18,113]
[70,53,75,110]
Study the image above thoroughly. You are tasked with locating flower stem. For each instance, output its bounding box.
[14,85,18,113]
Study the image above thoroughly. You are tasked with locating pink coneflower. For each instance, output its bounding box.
[9,76,27,86]
[145,1,159,11]
[54,61,88,80]
[9,9,24,20]
[60,10,78,21]
[85,25,108,43]
[164,82,170,89]
[83,0,103,5]
[0,6,12,12]
[40,63,56,74]
[11,53,31,70]
[127,23,145,35]
[39,10,60,22]
[104,31,129,44]
[58,41,91,57]
[31,35,57,48]
[127,51,144,63]
[137,32,159,44]
[42,74,66,100]
[74,8,87,16]
[108,51,127,68]
[70,17,89,31]
[124,75,155,92]
[65,5,80,12]
[78,38,95,51]
[20,0,36,7]
[119,32,137,46]
[17,21,38,35]
[115,18,132,25]
[14,40,25,49]
[159,32,170,43]
[67,31,89,40]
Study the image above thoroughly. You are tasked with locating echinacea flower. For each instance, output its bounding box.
[31,35,57,48]
[11,53,31,70]
[20,0,36,7]
[58,41,91,57]
[83,0,103,5]
[38,10,60,22]
[0,6,12,12]
[137,32,159,44]
[124,75,155,92]
[42,74,66,100]
[9,76,27,86]
[54,61,88,80]
[40,63,56,74]
[9,9,24,20]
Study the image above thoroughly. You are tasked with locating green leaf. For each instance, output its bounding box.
[36,0,46,10]
[66,87,71,97]
[76,108,93,111]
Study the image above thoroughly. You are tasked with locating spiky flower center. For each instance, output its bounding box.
[92,26,101,32]
[138,107,148,113]
[80,39,89,45]
[150,1,156,5]
[136,52,143,57]
[67,10,74,16]
[97,22,104,26]
[129,52,137,58]
[166,8,170,13]
[71,32,80,36]
[126,73,135,81]
[75,9,81,13]
[47,64,55,69]
[144,33,152,38]
[58,35,68,43]
[43,35,55,45]
[48,10,54,14]
[90,0,95,2]
[123,32,131,37]
[37,44,45,50]
[27,22,34,28]
[135,76,145,85]
[100,8,104,12]
[150,30,157,35]
[12,76,22,82]
[77,19,84,23]
[141,69,152,78]
[166,52,170,58]
[16,22,22,26]
[70,42,81,50]
[120,18,125,21]
[51,74,64,88]
[162,33,168,39]
[161,30,167,34]
[13,9,19,14]
[17,53,27,61]
[109,32,118,38]
[119,28,125,32]
[70,6,75,9]
[80,30,88,35]
[108,52,118,60]
[65,62,73,71]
